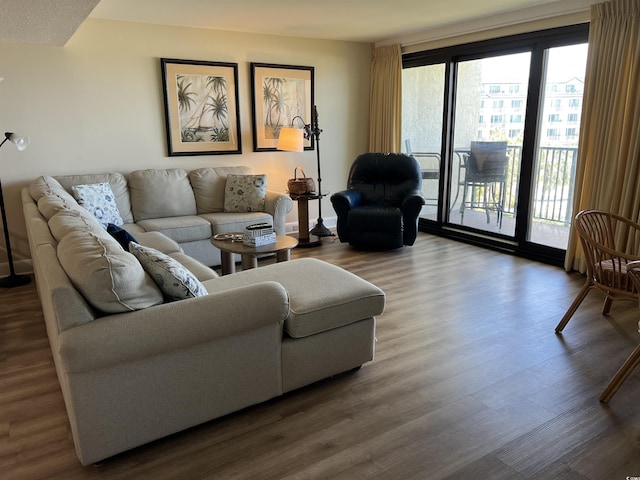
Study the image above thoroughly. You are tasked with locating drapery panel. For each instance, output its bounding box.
[369,44,402,153]
[565,0,640,271]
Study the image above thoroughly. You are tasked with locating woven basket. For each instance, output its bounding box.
[287,167,315,195]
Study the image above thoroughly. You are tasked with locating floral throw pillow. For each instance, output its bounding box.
[129,242,207,301]
[70,182,123,228]
[223,174,267,213]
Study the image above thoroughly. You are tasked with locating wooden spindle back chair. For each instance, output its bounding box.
[556,209,640,333]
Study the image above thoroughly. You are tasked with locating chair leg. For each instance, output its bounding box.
[599,343,640,402]
[555,282,592,332]
[602,295,614,315]
[459,184,468,224]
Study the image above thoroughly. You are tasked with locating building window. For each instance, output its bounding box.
[547,128,560,137]
[509,85,520,93]
[489,85,501,93]
[548,114,561,122]
[568,113,579,122]
[510,114,522,123]
[566,128,578,137]
[566,84,576,92]
[490,115,504,123]
[511,99,523,108]
[509,129,521,138]
[551,99,562,108]
[493,100,504,108]
[569,99,580,107]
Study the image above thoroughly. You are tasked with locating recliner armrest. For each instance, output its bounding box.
[331,189,362,211]
[401,189,427,212]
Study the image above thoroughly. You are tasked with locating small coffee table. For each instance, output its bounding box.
[211,234,299,275]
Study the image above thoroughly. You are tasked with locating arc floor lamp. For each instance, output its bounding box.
[0,132,30,288]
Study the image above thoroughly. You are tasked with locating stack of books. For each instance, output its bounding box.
[243,223,276,247]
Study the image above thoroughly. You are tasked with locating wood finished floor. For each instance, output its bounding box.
[2,232,640,479]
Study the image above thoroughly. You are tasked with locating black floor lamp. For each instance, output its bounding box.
[0,132,30,288]
[277,105,332,237]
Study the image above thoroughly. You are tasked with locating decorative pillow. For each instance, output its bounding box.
[129,242,208,301]
[223,174,267,213]
[107,223,138,251]
[71,182,123,228]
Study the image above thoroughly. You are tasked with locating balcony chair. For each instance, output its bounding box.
[330,152,425,250]
[555,209,640,333]
[457,141,509,228]
[599,260,640,402]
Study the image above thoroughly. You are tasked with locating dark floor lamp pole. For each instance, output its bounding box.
[0,132,30,288]
[306,106,332,237]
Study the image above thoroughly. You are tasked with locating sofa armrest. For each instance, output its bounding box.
[264,190,293,235]
[59,281,289,373]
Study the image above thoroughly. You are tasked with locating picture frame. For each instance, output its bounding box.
[161,58,242,156]
[250,63,314,152]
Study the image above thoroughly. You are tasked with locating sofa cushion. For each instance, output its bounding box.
[167,252,219,281]
[134,231,181,254]
[223,174,267,213]
[54,172,134,224]
[135,215,212,243]
[57,230,164,313]
[203,258,385,338]
[129,169,197,221]
[189,166,252,214]
[49,209,108,243]
[29,175,78,205]
[129,243,208,301]
[199,212,273,235]
[71,182,124,228]
[37,191,83,220]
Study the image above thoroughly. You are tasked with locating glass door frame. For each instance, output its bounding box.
[403,23,589,266]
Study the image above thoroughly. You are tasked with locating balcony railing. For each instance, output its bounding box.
[503,145,578,226]
[415,145,579,226]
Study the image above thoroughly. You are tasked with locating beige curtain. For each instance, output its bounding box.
[369,44,402,153]
[565,0,640,271]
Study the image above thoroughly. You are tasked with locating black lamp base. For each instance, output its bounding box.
[0,273,31,288]
[309,219,333,238]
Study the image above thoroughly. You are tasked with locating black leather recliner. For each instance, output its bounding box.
[330,153,426,250]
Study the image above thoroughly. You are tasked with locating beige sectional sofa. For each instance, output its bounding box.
[22,169,385,466]
[51,166,293,267]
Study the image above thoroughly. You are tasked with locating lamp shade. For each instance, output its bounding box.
[277,127,304,152]
[4,132,30,151]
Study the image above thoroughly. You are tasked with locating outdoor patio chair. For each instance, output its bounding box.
[457,141,509,228]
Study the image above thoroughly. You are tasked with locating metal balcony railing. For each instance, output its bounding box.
[414,145,579,226]
[503,145,578,226]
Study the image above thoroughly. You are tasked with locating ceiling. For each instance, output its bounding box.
[1,0,592,46]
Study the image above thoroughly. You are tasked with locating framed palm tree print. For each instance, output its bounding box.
[161,58,241,156]
[251,63,314,152]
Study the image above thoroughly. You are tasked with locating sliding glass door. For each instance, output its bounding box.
[402,63,445,221]
[449,52,531,237]
[528,43,587,249]
[402,24,589,265]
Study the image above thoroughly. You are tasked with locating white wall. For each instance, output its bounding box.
[0,19,372,272]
